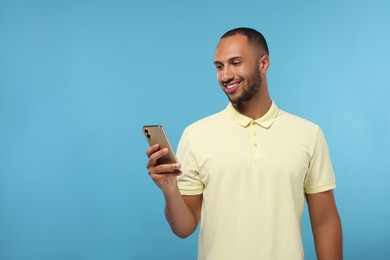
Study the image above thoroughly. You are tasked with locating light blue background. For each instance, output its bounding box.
[1,0,389,259]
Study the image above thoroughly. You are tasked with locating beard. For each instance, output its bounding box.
[226,66,262,105]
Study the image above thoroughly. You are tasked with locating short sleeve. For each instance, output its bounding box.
[304,127,336,194]
[176,128,204,195]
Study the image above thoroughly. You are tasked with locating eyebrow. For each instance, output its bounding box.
[214,56,244,65]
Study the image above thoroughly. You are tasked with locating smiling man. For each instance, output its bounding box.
[146,27,342,260]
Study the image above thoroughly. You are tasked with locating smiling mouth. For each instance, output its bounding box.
[223,80,241,93]
[226,83,239,89]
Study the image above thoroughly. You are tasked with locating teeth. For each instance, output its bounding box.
[227,83,238,89]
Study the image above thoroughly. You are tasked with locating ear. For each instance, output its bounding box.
[258,55,270,73]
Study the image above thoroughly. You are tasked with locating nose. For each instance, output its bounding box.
[220,66,234,83]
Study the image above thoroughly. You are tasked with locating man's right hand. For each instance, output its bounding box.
[146,144,182,193]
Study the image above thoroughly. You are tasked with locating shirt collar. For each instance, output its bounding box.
[224,102,279,128]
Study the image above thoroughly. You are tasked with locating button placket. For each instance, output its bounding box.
[250,121,260,153]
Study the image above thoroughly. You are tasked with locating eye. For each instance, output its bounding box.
[215,64,223,70]
[232,61,242,66]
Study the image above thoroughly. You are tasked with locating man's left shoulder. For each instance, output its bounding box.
[278,109,319,127]
[276,109,321,135]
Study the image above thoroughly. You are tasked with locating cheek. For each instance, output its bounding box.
[238,65,250,77]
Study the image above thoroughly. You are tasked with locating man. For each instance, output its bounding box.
[146,27,342,260]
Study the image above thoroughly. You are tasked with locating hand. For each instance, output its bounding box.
[146,144,182,192]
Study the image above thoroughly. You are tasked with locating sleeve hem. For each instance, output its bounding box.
[305,183,336,194]
[179,189,203,196]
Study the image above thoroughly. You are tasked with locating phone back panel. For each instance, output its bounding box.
[142,125,178,165]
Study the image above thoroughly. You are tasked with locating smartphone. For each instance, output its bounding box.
[142,125,178,165]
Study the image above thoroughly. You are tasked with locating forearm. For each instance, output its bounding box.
[163,187,198,238]
[146,144,198,238]
[312,215,343,260]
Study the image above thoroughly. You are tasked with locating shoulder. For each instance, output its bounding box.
[276,109,320,133]
[177,109,227,154]
[274,108,324,149]
[178,108,231,148]
[185,109,229,133]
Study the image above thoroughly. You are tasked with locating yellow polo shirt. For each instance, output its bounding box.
[176,102,336,260]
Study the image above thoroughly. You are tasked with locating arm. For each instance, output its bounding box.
[306,190,343,260]
[164,193,202,238]
[146,144,201,238]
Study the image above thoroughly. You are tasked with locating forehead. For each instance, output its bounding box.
[214,34,254,61]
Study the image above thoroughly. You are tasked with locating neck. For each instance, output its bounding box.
[232,83,272,120]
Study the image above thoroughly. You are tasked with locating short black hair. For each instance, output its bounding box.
[221,27,269,55]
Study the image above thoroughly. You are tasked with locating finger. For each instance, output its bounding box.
[146,147,169,168]
[148,163,181,175]
[146,144,160,157]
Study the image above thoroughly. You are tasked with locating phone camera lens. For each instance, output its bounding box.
[147,134,151,139]
[144,129,149,133]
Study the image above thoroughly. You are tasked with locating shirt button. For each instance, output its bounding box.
[253,143,258,148]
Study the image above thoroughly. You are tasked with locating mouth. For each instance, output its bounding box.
[223,80,241,94]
